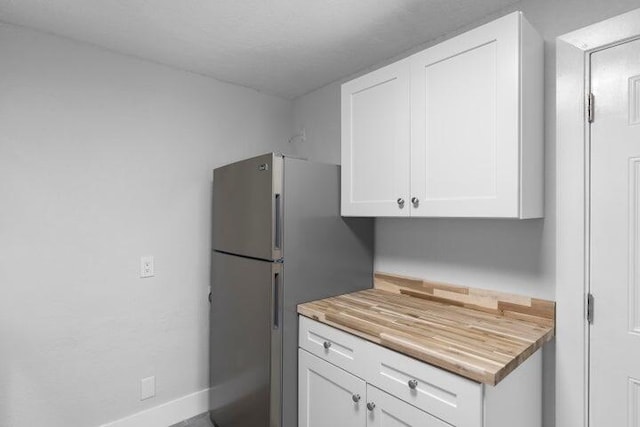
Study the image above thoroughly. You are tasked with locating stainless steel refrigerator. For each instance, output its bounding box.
[209,153,373,427]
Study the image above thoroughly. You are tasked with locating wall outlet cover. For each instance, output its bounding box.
[140,376,155,400]
[140,256,154,278]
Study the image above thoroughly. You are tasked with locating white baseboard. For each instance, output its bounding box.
[100,388,211,427]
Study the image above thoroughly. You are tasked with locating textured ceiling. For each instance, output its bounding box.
[0,0,519,99]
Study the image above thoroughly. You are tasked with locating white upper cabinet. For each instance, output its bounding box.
[410,12,543,218]
[341,59,411,217]
[341,12,543,218]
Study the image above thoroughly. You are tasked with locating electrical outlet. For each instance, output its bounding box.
[140,376,155,400]
[140,256,154,278]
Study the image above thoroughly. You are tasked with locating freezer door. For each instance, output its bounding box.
[213,153,283,261]
[210,251,283,427]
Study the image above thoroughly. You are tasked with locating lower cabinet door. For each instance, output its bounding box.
[366,385,453,427]
[298,349,367,427]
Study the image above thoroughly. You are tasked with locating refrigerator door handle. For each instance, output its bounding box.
[274,193,283,252]
[272,270,280,329]
[270,262,283,427]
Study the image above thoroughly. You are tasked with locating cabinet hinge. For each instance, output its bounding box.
[587,293,595,324]
[587,93,595,123]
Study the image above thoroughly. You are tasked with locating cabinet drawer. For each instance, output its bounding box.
[367,384,452,427]
[367,344,483,427]
[299,316,368,379]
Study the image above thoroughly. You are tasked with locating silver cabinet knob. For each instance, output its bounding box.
[323,341,332,349]
[366,402,376,411]
[408,379,418,389]
[352,394,361,403]
[411,197,419,207]
[397,198,405,208]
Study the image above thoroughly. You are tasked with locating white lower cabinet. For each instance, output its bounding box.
[298,348,366,427]
[299,349,447,427]
[366,384,451,427]
[299,317,543,427]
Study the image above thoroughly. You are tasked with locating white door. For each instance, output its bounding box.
[341,59,411,217]
[590,37,640,427]
[409,13,520,217]
[366,385,451,427]
[298,349,367,427]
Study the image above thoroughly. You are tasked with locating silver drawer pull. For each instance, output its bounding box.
[397,198,405,208]
[408,379,418,389]
[352,394,361,403]
[323,341,332,350]
[367,402,376,411]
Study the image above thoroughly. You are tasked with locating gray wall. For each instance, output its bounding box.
[0,23,292,427]
[289,1,640,426]
[4,2,640,425]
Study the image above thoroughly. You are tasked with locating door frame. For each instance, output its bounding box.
[556,8,640,427]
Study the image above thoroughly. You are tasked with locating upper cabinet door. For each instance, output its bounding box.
[410,12,543,218]
[341,59,411,217]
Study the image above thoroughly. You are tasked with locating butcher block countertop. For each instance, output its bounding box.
[297,272,555,386]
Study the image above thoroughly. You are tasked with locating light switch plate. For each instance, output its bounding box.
[140,256,154,278]
[140,376,155,400]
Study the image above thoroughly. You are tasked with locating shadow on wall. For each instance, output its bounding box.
[375,215,555,427]
[376,217,549,284]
